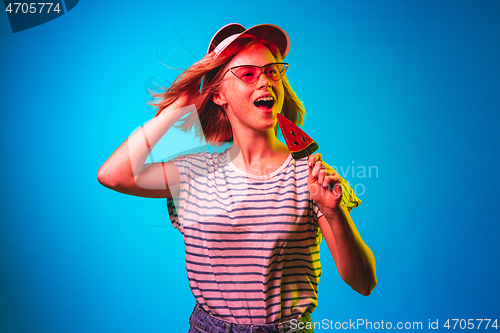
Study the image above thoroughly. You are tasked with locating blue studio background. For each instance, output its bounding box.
[1,1,499,332]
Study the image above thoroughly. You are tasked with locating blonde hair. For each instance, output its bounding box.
[150,36,305,143]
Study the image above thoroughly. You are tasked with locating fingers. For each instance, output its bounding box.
[322,173,342,196]
[321,170,340,187]
[308,153,322,167]
[311,160,322,178]
[317,168,326,186]
[309,153,323,179]
[309,159,339,184]
[334,183,343,196]
[308,155,342,196]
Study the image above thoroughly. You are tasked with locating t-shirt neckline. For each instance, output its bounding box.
[227,152,293,180]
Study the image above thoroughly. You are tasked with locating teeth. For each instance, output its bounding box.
[255,96,274,103]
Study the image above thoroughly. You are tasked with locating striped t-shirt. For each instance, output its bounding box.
[166,150,360,324]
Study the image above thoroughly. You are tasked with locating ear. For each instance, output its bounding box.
[212,92,226,107]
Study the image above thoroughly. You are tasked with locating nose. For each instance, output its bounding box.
[257,70,271,88]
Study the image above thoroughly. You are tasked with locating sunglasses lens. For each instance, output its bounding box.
[232,66,261,83]
[264,64,286,81]
[231,64,288,83]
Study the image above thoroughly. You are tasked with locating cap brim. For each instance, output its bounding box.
[207,23,246,54]
[209,24,290,60]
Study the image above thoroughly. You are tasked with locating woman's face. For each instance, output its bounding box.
[214,43,285,134]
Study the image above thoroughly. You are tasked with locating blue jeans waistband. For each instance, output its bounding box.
[188,304,314,333]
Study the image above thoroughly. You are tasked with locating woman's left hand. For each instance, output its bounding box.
[307,153,343,213]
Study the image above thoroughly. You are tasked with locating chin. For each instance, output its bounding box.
[257,118,278,132]
[253,106,274,115]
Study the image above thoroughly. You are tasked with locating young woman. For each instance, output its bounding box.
[98,23,376,333]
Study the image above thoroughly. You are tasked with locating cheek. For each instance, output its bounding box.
[226,82,252,102]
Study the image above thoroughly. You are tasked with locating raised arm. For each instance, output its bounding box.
[97,96,193,198]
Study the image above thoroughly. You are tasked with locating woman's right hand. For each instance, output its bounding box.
[97,52,218,197]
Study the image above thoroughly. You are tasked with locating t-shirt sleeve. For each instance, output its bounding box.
[164,153,195,231]
[165,152,213,231]
[166,197,180,229]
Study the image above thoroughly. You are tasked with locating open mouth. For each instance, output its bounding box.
[254,96,275,110]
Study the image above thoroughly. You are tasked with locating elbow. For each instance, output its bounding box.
[97,164,136,192]
[358,251,377,296]
[97,165,120,189]
[358,276,377,296]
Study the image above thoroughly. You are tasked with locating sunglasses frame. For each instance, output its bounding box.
[218,62,289,84]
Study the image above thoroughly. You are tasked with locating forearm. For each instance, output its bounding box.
[97,100,193,187]
[321,204,377,295]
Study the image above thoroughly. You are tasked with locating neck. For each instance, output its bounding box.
[229,128,289,174]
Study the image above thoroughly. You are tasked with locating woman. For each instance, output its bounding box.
[98,23,376,333]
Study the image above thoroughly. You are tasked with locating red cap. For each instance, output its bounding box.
[207,23,290,59]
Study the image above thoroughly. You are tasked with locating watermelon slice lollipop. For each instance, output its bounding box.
[277,113,319,159]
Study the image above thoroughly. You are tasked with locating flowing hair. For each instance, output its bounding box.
[149,36,306,143]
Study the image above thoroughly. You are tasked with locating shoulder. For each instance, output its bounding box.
[169,149,232,174]
[285,156,309,175]
[171,149,228,163]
